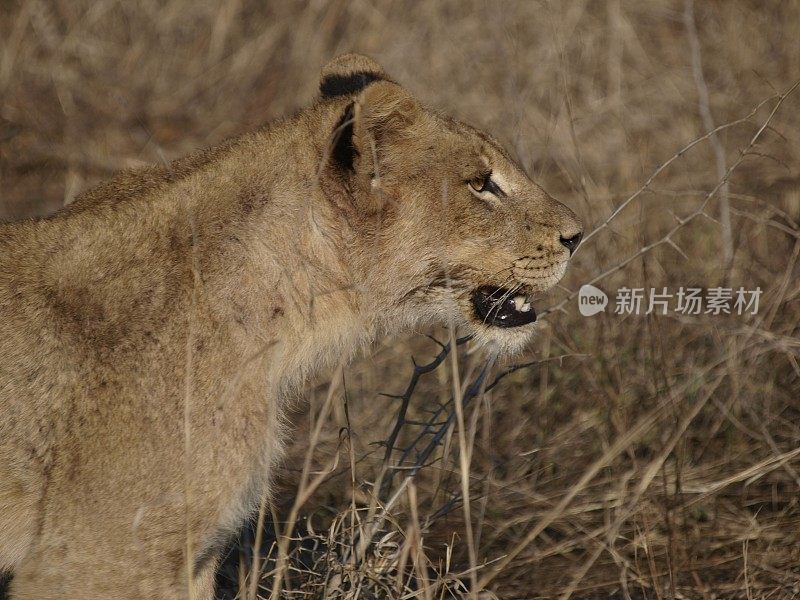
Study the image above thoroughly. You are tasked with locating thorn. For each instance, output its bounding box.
[699,211,720,225]
[667,209,686,225]
[666,238,690,260]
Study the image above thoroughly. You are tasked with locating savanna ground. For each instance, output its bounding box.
[1,1,799,598]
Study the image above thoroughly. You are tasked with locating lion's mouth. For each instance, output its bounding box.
[470,286,536,328]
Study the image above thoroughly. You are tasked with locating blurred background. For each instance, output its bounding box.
[1,1,799,598]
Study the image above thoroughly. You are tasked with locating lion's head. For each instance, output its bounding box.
[317,55,582,354]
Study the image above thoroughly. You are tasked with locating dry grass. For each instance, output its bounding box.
[2,1,800,598]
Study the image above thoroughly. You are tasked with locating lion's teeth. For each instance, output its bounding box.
[511,294,533,312]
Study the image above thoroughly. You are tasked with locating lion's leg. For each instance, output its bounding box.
[9,502,219,600]
[9,547,117,600]
[10,546,147,600]
[10,543,217,600]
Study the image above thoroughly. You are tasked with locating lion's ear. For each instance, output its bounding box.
[355,81,419,143]
[322,59,421,215]
[319,54,388,99]
[329,80,420,178]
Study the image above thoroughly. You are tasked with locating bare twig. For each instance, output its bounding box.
[684,0,733,268]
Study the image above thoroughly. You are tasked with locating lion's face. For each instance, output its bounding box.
[320,55,582,353]
[384,116,582,352]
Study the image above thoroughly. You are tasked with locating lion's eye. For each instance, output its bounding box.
[468,174,490,193]
[467,172,504,198]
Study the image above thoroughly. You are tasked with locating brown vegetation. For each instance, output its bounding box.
[1,1,799,598]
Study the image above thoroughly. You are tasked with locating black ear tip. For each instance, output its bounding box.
[319,54,388,98]
[320,71,384,99]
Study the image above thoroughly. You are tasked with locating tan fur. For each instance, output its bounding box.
[0,54,581,599]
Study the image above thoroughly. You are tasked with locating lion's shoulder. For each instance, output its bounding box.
[64,135,247,214]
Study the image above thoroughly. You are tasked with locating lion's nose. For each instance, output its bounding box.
[559,232,582,255]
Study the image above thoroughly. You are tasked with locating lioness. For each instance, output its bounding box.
[0,54,581,598]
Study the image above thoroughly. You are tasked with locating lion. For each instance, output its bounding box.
[0,54,582,598]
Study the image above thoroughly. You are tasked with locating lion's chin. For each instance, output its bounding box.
[468,320,538,358]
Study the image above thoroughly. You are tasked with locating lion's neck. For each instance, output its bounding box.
[183,155,382,392]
